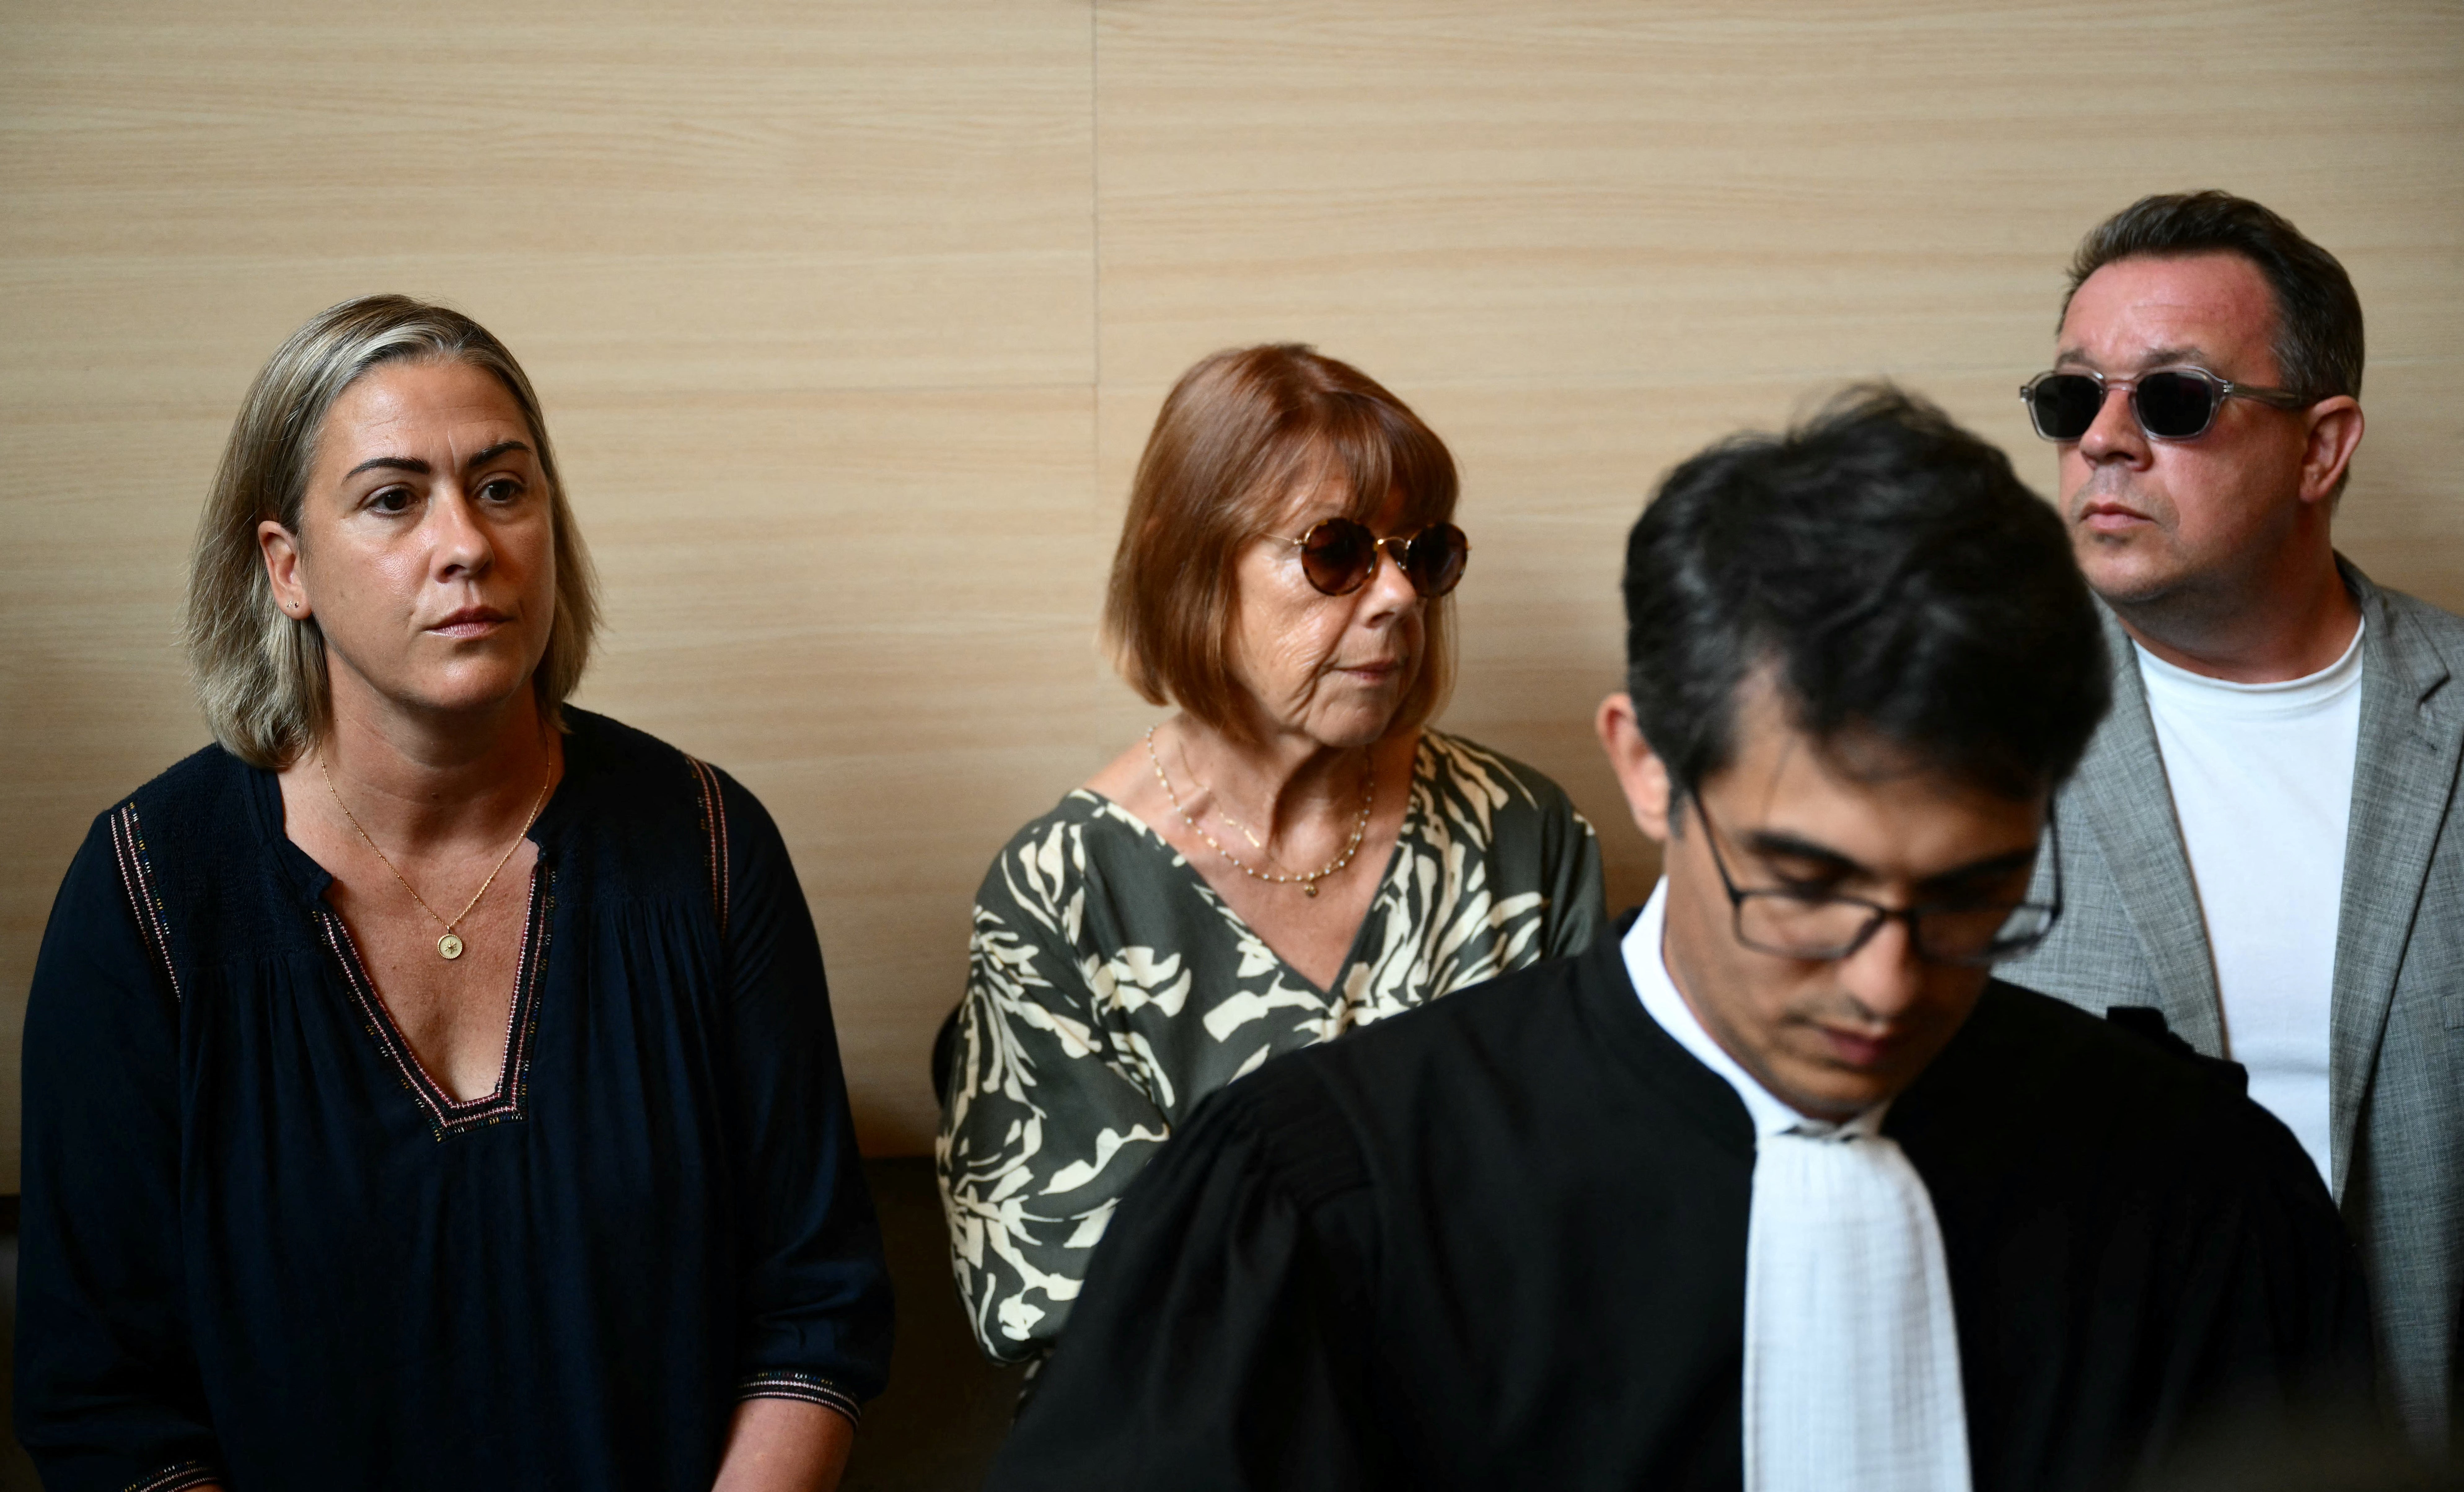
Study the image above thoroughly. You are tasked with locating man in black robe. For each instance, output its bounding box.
[985,388,2376,1492]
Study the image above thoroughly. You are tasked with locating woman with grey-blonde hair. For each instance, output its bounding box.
[16,295,889,1492]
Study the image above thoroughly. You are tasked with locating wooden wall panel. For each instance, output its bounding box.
[562,388,1103,1150]
[2,0,2457,1178]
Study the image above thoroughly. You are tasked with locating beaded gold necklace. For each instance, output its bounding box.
[1144,726,1373,898]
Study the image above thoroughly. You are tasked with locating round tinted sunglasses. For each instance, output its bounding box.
[1273,519,1471,598]
[2021,366,2313,443]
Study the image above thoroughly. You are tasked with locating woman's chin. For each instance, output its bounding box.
[1301,704,1405,751]
[374,670,543,727]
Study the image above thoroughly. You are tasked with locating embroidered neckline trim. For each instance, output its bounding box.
[317,864,553,1140]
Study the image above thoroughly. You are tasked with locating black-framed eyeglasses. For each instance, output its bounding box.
[2020,366,2313,444]
[1692,797,2063,967]
[1269,519,1470,599]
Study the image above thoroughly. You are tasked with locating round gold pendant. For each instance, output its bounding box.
[1301,882,1318,898]
[438,932,465,960]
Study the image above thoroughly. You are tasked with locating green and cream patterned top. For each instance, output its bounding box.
[936,731,1605,1366]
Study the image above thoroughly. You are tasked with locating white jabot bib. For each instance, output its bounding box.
[1623,883,1972,1492]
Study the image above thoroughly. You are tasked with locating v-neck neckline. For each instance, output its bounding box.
[246,746,569,1140]
[311,863,554,1138]
[1080,736,1431,1002]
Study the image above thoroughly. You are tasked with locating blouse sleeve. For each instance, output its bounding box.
[935,816,1177,1365]
[1541,797,1607,959]
[15,812,223,1492]
[709,769,894,1425]
[982,1070,1388,1492]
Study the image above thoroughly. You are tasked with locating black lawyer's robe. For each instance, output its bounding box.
[986,924,2374,1492]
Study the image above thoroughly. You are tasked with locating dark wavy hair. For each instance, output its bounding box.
[2062,190,2363,403]
[1622,385,2110,807]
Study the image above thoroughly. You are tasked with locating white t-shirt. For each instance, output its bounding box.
[2137,622,2365,1188]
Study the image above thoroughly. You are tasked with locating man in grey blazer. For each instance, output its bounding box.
[2005,190,2461,1456]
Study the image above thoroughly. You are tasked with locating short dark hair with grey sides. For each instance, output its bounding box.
[1623,385,2110,808]
[2062,190,2365,402]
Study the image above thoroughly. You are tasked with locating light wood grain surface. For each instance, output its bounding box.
[3,0,2456,1171]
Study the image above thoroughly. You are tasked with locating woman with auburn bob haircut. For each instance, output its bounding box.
[934,344,1606,1375]
[15,296,890,1492]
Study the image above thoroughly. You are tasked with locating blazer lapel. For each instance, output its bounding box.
[2329,563,2463,1194]
[2071,608,2226,1051]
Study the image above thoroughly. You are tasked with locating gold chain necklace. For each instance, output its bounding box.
[318,756,553,961]
[1190,742,1273,853]
[1145,726,1374,899]
[1211,798,1271,852]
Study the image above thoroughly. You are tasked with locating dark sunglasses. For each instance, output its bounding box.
[1274,519,1471,599]
[2021,366,2312,443]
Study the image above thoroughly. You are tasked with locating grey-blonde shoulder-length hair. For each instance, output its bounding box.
[185,295,600,769]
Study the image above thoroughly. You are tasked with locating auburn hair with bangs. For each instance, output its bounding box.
[1104,344,1459,741]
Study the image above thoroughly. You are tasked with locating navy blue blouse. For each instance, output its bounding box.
[15,711,893,1492]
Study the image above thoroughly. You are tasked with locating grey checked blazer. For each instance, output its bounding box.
[2004,559,2464,1452]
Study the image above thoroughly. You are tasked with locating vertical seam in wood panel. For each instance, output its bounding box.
[1089,0,1111,764]
[1089,0,1104,397]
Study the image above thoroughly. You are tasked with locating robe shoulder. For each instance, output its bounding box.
[1898,983,2376,1491]
[1900,980,2336,1205]
[1242,929,1748,1149]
